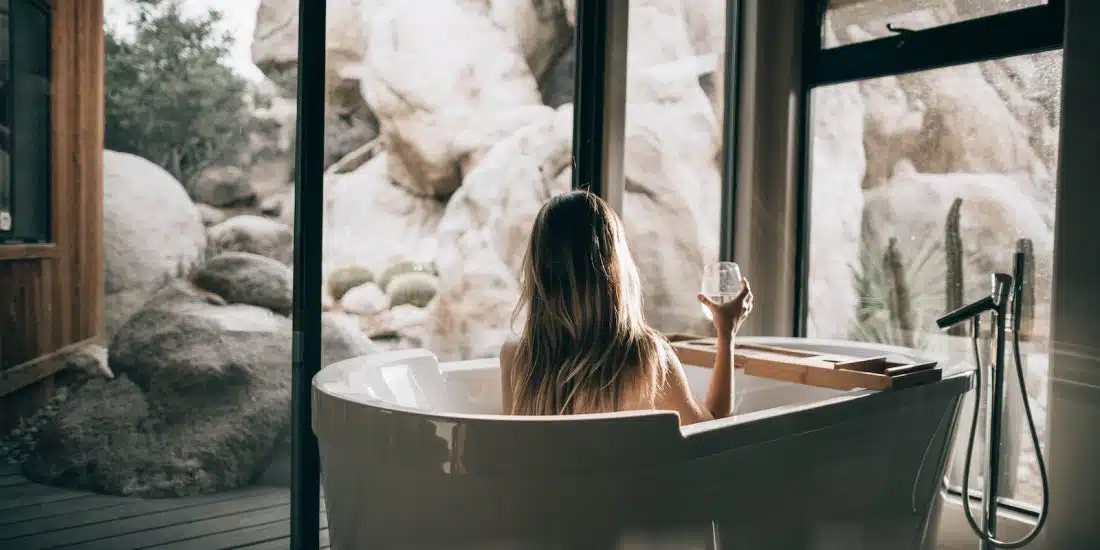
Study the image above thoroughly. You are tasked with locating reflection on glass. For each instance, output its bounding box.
[805,49,1062,507]
[825,0,1048,47]
[0,0,11,230]
[10,0,49,240]
[619,0,727,338]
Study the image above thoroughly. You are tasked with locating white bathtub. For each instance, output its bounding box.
[312,337,972,550]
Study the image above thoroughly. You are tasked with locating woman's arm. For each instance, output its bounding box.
[702,331,735,419]
[694,277,753,421]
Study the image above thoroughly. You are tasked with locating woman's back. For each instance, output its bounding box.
[503,190,753,426]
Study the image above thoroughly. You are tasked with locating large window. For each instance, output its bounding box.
[825,0,1050,47]
[619,0,729,337]
[0,0,51,243]
[803,1,1062,510]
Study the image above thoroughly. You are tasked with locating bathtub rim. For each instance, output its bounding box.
[312,338,975,437]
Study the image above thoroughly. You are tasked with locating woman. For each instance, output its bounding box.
[500,190,753,426]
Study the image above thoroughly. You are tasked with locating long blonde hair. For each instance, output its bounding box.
[507,190,667,415]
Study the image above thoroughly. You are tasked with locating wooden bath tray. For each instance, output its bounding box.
[665,335,941,391]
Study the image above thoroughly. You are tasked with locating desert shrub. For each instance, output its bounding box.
[378,261,437,292]
[850,222,946,349]
[386,272,439,308]
[327,265,375,301]
[104,0,252,187]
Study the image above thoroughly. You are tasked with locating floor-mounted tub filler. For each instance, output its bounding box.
[313,337,972,550]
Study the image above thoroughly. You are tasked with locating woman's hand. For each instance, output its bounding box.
[697,277,753,337]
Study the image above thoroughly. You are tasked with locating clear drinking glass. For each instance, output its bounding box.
[700,262,743,321]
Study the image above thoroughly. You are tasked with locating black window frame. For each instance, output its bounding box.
[0,0,52,245]
[793,0,1066,517]
[793,0,1066,337]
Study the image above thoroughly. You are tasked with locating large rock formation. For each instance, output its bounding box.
[23,281,376,497]
[103,150,207,340]
[428,103,715,360]
[322,153,446,276]
[358,0,546,197]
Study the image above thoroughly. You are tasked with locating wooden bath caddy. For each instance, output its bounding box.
[665,334,941,391]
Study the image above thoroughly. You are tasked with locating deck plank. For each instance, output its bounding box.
[8,489,289,550]
[146,510,328,550]
[1,493,150,526]
[62,503,292,550]
[230,527,331,550]
[0,473,29,488]
[0,487,278,539]
[0,474,335,550]
[0,485,88,511]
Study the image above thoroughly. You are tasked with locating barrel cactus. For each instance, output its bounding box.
[378,260,437,292]
[327,265,375,300]
[386,271,439,307]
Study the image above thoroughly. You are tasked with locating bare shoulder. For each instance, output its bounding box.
[499,339,518,364]
[499,339,518,379]
[654,339,712,425]
[499,339,518,414]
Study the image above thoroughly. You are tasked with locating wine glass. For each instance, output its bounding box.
[700,261,745,414]
[700,262,743,322]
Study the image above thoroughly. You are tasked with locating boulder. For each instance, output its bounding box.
[340,282,390,316]
[189,166,256,207]
[358,0,544,197]
[21,376,152,494]
[679,0,727,119]
[537,43,574,108]
[486,0,574,79]
[252,0,363,80]
[428,104,715,360]
[252,0,379,171]
[192,252,294,316]
[322,153,445,276]
[52,343,113,394]
[844,22,1050,205]
[854,72,926,190]
[207,215,294,265]
[196,203,229,227]
[24,281,377,497]
[103,150,207,339]
[363,304,431,345]
[624,0,722,233]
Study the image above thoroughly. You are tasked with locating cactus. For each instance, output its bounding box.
[327,265,375,300]
[386,271,439,307]
[945,198,965,336]
[884,237,915,348]
[378,260,437,292]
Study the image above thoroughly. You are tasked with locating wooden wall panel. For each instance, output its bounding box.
[1,0,105,425]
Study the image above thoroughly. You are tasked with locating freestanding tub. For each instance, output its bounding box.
[313,337,972,550]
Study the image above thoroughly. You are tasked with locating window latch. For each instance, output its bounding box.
[886,23,916,35]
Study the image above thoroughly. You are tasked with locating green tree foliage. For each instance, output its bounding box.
[104,0,251,186]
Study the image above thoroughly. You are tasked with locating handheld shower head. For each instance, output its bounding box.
[936,295,996,329]
[1011,252,1026,332]
[992,273,1012,308]
[935,272,1013,330]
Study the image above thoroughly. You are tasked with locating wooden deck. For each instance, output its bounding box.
[0,463,329,549]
